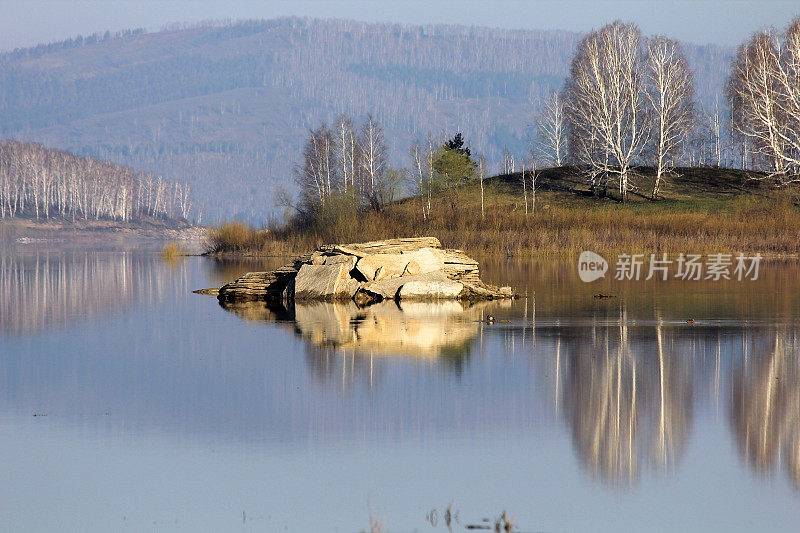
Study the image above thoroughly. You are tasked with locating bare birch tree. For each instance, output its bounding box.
[502,147,515,175]
[530,157,537,213]
[295,124,337,210]
[410,140,428,219]
[644,36,694,199]
[478,155,486,219]
[334,114,356,191]
[564,21,649,202]
[535,91,567,167]
[728,19,800,182]
[521,160,528,214]
[356,114,388,211]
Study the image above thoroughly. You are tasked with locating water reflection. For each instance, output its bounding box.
[553,308,693,485]
[5,251,800,504]
[215,269,800,491]
[220,298,506,358]
[0,250,186,337]
[731,329,800,489]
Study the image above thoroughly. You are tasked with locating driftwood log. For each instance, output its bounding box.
[216,237,513,304]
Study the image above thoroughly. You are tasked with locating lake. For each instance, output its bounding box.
[2,245,800,532]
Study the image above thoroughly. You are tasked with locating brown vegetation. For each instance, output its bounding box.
[205,166,800,259]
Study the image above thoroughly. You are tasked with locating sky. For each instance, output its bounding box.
[0,0,798,51]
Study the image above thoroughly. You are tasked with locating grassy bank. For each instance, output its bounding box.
[205,166,800,258]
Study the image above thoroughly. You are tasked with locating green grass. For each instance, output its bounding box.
[205,166,800,258]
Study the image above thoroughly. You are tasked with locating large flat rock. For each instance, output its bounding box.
[294,263,361,300]
[361,269,453,300]
[354,247,445,281]
[398,278,464,300]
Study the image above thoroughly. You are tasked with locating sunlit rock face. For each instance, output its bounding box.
[220,299,508,358]
[730,330,800,489]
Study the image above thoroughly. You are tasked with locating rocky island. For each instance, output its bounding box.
[214,237,513,304]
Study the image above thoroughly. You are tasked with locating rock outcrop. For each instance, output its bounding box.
[216,237,513,304]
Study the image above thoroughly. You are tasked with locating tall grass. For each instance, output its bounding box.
[204,221,272,254]
[204,183,800,258]
[160,241,186,259]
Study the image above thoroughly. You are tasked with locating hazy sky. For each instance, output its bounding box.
[0,0,798,50]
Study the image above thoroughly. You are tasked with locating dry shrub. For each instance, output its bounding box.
[205,221,269,253]
[160,241,186,259]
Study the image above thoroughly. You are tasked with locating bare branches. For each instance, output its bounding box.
[727,18,800,182]
[644,36,694,198]
[563,21,649,202]
[296,114,396,215]
[295,123,337,210]
[534,91,567,167]
[357,114,389,211]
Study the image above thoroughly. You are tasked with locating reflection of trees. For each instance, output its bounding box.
[650,314,693,472]
[731,330,800,489]
[0,251,177,337]
[561,310,693,485]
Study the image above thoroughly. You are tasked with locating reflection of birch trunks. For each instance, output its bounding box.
[731,330,800,488]
[561,310,692,485]
[0,251,178,337]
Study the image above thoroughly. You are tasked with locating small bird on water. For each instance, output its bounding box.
[686,317,695,324]
[486,315,496,324]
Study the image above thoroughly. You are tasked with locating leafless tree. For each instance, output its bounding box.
[295,124,337,209]
[521,160,529,214]
[644,36,694,199]
[335,114,356,191]
[410,139,437,219]
[530,157,538,213]
[501,147,515,175]
[535,91,567,167]
[727,19,800,182]
[478,155,486,219]
[564,21,649,202]
[356,114,389,211]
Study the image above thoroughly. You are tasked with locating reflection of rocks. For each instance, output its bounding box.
[220,298,504,358]
[731,331,800,489]
[561,316,693,485]
[216,237,513,303]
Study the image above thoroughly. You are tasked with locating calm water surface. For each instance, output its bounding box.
[2,246,800,531]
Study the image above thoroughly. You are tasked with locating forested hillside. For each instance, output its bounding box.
[0,18,733,221]
[0,141,192,222]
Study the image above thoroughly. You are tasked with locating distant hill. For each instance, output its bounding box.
[0,18,734,222]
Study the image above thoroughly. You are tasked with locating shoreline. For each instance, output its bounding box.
[204,249,800,261]
[0,216,206,243]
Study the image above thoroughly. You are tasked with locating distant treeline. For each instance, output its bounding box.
[0,141,193,221]
[0,28,146,64]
